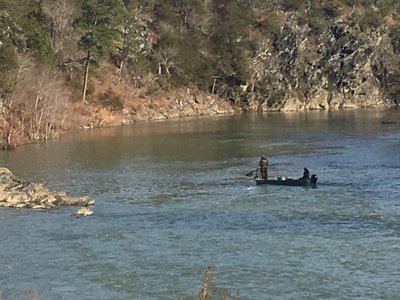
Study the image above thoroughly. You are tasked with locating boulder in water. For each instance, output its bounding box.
[73,207,94,217]
[0,167,95,209]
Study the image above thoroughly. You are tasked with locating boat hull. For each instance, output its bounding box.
[255,178,317,187]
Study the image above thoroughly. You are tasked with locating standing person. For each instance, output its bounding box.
[259,155,269,180]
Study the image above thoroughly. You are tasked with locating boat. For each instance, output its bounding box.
[252,168,318,187]
[254,175,318,187]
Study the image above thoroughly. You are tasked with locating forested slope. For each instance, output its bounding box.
[1,0,399,148]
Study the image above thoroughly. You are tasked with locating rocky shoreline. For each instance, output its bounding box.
[0,167,95,210]
[77,89,241,129]
[2,84,397,150]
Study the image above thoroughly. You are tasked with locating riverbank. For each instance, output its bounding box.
[33,95,400,146]
[2,87,240,150]
[2,83,398,150]
[79,88,240,128]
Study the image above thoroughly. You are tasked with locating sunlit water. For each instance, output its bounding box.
[1,109,399,299]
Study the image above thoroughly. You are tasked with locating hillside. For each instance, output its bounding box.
[0,0,399,148]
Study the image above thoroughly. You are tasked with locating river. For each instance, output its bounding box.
[0,109,399,299]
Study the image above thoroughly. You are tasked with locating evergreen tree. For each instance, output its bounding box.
[208,0,253,95]
[76,0,127,101]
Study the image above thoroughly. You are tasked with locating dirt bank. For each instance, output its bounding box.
[83,87,240,129]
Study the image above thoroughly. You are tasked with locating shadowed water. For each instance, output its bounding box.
[0,109,399,299]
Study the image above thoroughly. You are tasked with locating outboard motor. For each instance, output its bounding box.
[311,174,318,184]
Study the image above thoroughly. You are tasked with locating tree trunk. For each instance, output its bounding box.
[212,78,217,94]
[82,50,91,102]
[119,60,124,82]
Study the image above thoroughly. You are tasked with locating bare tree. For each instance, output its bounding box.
[0,51,71,148]
[117,8,152,85]
[155,46,177,78]
[47,0,76,52]
[42,0,82,77]
[23,65,68,141]
[0,55,33,149]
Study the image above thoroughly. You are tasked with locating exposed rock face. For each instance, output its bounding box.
[0,167,95,209]
[238,15,399,111]
[77,89,240,130]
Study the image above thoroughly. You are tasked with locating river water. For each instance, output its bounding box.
[0,109,399,299]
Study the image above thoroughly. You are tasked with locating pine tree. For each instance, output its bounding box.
[76,0,127,101]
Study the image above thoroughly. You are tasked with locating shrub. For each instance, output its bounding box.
[178,265,241,300]
[358,9,384,31]
[389,25,400,53]
[25,23,55,64]
[0,40,18,71]
[279,0,307,11]
[98,90,124,110]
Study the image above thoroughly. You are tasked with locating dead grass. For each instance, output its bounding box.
[0,266,240,300]
[198,264,241,300]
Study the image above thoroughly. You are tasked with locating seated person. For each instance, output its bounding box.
[301,167,310,179]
